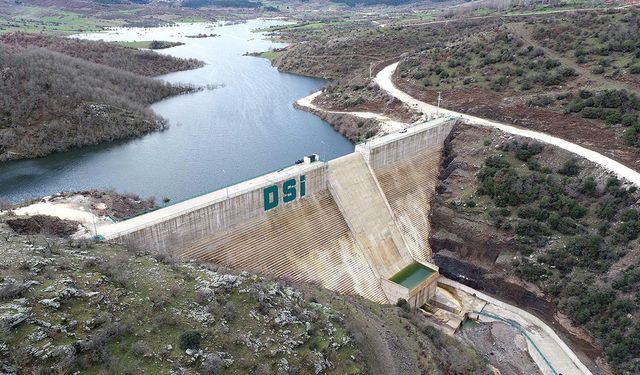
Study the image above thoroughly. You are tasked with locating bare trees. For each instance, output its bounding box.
[0,33,203,77]
[0,38,195,161]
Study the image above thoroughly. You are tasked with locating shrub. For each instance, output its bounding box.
[224,301,236,321]
[396,298,411,313]
[179,330,202,351]
[579,90,593,99]
[131,340,151,357]
[605,110,623,125]
[621,114,637,127]
[202,353,224,374]
[527,95,554,108]
[621,209,640,222]
[569,204,588,219]
[624,127,639,146]
[580,177,597,196]
[558,159,580,176]
[581,107,602,119]
[616,221,640,242]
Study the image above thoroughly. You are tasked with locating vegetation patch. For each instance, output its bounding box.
[6,215,79,237]
[434,125,640,374]
[0,34,203,161]
[564,89,640,147]
[0,219,492,374]
[113,40,185,50]
[397,29,577,92]
[0,33,203,76]
[530,9,640,84]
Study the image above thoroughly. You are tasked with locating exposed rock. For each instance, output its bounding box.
[0,301,31,331]
[39,298,60,309]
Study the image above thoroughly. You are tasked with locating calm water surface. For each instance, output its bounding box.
[0,20,353,204]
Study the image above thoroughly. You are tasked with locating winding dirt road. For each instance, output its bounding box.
[296,62,619,374]
[296,91,406,136]
[375,62,640,186]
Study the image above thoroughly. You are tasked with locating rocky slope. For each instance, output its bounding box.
[0,218,492,374]
[431,123,640,374]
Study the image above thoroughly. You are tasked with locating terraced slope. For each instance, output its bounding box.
[375,148,443,262]
[181,190,388,303]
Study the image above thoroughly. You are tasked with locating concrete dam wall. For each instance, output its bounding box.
[101,117,455,304]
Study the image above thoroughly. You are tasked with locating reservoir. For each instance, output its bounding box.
[0,20,353,204]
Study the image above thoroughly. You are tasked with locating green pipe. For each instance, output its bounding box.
[473,310,558,375]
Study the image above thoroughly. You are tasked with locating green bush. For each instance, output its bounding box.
[558,159,580,176]
[396,298,411,313]
[179,331,202,351]
[580,177,597,196]
[621,114,638,127]
[581,107,602,119]
[616,221,640,242]
[621,209,640,222]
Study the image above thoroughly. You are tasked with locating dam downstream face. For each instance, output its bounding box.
[0,20,353,204]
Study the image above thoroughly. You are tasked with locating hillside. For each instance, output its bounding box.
[269,7,640,171]
[431,123,640,374]
[0,219,492,374]
[0,33,203,77]
[0,35,203,161]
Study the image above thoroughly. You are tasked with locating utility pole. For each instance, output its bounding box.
[437,91,442,114]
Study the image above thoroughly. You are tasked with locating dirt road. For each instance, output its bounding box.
[375,62,640,186]
[296,91,406,135]
[441,278,593,375]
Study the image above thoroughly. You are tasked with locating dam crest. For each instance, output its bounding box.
[100,116,455,306]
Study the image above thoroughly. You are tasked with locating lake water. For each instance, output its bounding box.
[0,20,353,204]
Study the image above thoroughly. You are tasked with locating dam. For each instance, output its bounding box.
[100,116,455,306]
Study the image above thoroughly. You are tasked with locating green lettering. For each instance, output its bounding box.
[282,178,297,203]
[300,175,306,197]
[264,185,279,211]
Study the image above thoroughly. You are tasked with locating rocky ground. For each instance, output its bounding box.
[459,321,540,375]
[4,190,159,239]
[431,123,640,374]
[0,216,495,374]
[0,223,362,374]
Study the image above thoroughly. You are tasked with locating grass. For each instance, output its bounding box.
[0,6,121,35]
[113,40,155,49]
[112,40,184,49]
[259,49,283,61]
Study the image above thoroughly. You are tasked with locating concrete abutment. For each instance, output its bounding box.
[101,117,456,306]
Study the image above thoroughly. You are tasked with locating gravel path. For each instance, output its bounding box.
[296,91,406,135]
[375,62,640,186]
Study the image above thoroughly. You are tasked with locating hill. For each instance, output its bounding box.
[432,123,640,374]
[0,34,204,161]
[0,218,492,374]
[0,33,203,77]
